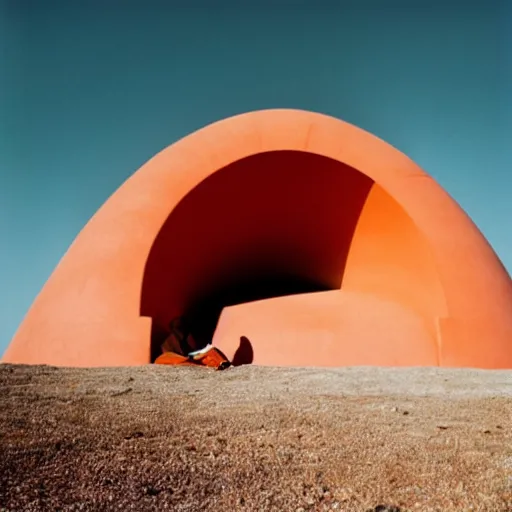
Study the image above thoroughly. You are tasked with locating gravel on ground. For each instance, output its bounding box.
[1,363,511,511]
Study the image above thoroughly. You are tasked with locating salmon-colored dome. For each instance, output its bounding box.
[3,109,512,368]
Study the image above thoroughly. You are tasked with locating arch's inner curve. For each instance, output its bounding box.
[140,150,375,360]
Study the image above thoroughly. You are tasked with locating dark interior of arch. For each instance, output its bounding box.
[140,150,374,362]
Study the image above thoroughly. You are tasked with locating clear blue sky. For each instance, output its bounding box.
[1,0,511,356]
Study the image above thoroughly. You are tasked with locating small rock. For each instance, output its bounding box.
[145,485,161,496]
[124,431,144,440]
[111,387,132,397]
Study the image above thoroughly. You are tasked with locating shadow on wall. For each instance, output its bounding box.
[232,336,254,366]
[139,150,375,362]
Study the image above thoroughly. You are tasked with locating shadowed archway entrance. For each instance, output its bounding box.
[140,150,374,362]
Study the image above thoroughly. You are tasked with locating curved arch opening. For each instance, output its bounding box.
[140,150,374,362]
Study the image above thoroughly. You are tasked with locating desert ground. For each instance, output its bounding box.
[0,363,511,511]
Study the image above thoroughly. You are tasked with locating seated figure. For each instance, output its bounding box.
[155,317,230,370]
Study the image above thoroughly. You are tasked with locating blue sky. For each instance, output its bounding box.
[1,0,511,356]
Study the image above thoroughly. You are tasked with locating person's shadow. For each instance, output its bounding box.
[232,336,254,366]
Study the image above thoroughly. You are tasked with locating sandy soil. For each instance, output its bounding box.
[0,363,511,511]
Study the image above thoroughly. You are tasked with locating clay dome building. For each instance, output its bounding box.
[4,110,512,368]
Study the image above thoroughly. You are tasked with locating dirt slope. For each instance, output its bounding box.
[1,363,511,511]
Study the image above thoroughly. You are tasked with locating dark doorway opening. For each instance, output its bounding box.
[140,150,374,363]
